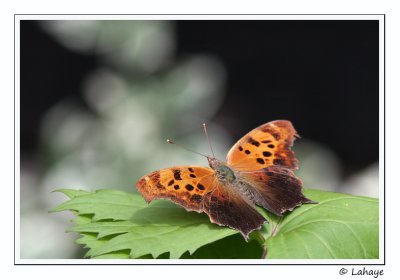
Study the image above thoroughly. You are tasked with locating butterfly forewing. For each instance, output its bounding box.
[136,166,215,212]
[226,120,299,171]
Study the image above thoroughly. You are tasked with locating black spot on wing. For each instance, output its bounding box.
[173,169,182,180]
[156,182,165,190]
[256,158,265,164]
[248,137,260,147]
[263,151,272,157]
[191,194,203,203]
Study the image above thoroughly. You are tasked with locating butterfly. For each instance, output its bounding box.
[135,120,316,240]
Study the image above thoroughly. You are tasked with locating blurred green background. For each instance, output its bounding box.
[20,20,379,258]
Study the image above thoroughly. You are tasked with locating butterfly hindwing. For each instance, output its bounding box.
[202,180,267,240]
[238,166,316,216]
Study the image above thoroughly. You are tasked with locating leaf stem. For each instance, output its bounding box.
[271,216,283,237]
[249,230,267,259]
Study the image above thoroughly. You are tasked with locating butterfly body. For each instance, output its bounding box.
[136,120,316,240]
[208,157,270,213]
[208,157,236,183]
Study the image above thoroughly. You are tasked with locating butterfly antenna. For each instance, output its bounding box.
[202,123,215,158]
[166,139,208,158]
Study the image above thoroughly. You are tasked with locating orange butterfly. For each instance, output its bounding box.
[136,120,316,240]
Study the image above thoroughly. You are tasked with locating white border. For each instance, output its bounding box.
[16,14,383,20]
[15,17,21,263]
[14,14,385,265]
[15,258,384,265]
[378,14,385,265]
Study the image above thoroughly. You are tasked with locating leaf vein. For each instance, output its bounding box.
[296,229,336,258]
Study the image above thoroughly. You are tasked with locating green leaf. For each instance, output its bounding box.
[52,188,378,259]
[182,234,263,259]
[52,189,91,200]
[262,189,379,259]
[52,189,237,258]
